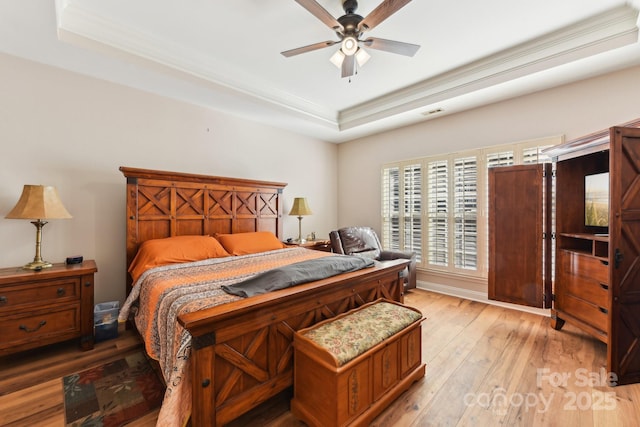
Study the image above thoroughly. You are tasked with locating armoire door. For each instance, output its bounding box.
[488,163,552,308]
[608,126,640,385]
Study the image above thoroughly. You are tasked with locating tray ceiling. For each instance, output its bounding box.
[2,1,640,142]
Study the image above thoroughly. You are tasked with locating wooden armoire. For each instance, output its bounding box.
[488,120,640,385]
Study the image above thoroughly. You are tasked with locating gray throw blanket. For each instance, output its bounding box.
[222,255,375,297]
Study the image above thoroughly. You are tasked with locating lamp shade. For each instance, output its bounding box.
[289,197,312,216]
[330,49,346,68]
[356,48,371,67]
[5,185,72,220]
[5,185,72,270]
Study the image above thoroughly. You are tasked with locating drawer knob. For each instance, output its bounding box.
[0,296,6,305]
[19,320,47,333]
[57,288,66,297]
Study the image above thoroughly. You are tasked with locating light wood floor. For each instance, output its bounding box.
[1,289,639,426]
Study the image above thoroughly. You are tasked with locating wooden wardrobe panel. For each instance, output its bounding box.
[488,164,551,308]
[609,126,640,385]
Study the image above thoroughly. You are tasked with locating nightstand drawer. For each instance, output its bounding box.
[0,277,79,312]
[1,304,80,351]
[0,260,96,355]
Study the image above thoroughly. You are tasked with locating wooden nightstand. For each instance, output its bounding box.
[285,239,332,252]
[0,260,97,356]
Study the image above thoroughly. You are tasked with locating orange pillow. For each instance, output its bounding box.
[128,235,230,283]
[215,231,285,256]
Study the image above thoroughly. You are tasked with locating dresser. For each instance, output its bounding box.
[0,260,97,356]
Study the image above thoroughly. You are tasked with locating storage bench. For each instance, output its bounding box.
[291,299,425,427]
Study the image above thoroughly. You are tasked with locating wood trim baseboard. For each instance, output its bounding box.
[416,279,550,317]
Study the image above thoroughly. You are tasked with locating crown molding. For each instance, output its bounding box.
[54,0,339,129]
[338,4,639,130]
[54,2,638,134]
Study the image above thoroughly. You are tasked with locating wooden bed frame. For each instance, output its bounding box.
[119,167,409,426]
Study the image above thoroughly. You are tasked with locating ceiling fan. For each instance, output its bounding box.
[281,0,420,78]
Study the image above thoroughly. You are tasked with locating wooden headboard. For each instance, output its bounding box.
[120,167,287,292]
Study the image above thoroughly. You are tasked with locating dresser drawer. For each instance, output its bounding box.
[560,294,608,334]
[0,304,80,352]
[560,250,609,284]
[0,277,79,312]
[562,273,609,309]
[557,250,609,327]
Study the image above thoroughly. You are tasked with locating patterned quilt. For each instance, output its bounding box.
[119,247,336,426]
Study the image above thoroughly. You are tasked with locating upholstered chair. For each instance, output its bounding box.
[329,226,416,290]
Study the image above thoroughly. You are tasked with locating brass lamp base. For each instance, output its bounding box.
[23,260,53,270]
[296,216,306,244]
[23,219,53,270]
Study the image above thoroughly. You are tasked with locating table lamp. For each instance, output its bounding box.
[5,185,72,270]
[289,197,312,243]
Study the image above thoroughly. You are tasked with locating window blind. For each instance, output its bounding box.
[382,167,400,250]
[427,160,448,266]
[381,136,561,280]
[454,156,478,269]
[403,164,422,261]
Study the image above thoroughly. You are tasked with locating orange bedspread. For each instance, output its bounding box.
[119,247,332,426]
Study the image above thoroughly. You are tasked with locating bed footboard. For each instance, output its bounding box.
[179,259,408,427]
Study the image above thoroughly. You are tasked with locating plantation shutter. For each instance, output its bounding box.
[487,151,514,168]
[523,146,553,164]
[454,156,478,269]
[403,164,422,261]
[382,136,560,279]
[427,160,448,266]
[382,167,401,250]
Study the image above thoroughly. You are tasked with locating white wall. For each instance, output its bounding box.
[4,51,639,306]
[0,53,338,305]
[337,65,640,232]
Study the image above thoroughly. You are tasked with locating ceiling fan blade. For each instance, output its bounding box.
[362,37,420,56]
[294,0,344,33]
[359,0,411,32]
[281,40,337,57]
[341,54,356,78]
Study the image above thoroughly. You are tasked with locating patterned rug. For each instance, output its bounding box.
[63,352,165,426]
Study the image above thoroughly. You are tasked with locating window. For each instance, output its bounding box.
[426,160,447,266]
[523,146,553,164]
[424,154,478,272]
[403,164,422,260]
[453,157,477,270]
[381,167,400,251]
[381,164,422,261]
[381,136,561,279]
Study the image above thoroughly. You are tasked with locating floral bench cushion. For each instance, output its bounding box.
[300,300,422,366]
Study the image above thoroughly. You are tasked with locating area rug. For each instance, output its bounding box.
[63,352,165,427]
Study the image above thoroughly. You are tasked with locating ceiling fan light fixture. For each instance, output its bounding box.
[341,36,358,56]
[330,49,345,68]
[356,47,370,67]
[282,0,421,79]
